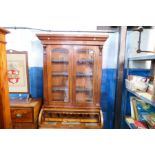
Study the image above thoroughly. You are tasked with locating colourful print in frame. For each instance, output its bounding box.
[7,50,30,94]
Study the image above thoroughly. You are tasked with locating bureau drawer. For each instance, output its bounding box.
[11,108,33,123]
[12,122,37,129]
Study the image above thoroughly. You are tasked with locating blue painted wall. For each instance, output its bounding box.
[29,67,43,98]
[101,69,117,129]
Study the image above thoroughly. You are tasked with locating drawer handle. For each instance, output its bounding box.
[16,113,23,118]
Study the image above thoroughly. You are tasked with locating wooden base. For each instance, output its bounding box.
[12,122,38,129]
[38,108,103,129]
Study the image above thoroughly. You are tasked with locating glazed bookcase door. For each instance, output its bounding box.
[73,46,101,108]
[46,45,73,105]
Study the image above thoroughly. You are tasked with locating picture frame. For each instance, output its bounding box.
[7,50,30,94]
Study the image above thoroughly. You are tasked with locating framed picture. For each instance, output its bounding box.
[7,50,30,94]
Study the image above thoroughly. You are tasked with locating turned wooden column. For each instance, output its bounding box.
[0,27,12,128]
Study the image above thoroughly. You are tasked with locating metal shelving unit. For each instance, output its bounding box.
[124,54,155,128]
[127,88,155,107]
[128,55,155,61]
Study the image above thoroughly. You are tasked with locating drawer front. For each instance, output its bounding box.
[11,108,33,123]
[12,122,37,129]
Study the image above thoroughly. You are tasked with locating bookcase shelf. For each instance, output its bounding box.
[76,72,93,77]
[77,59,94,64]
[52,87,68,92]
[76,87,92,92]
[52,59,68,63]
[52,72,68,76]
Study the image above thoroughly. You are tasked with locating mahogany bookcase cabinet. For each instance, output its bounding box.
[37,34,108,128]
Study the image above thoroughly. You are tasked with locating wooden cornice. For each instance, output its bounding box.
[0,27,10,34]
[37,34,108,45]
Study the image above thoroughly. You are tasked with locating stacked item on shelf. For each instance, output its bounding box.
[125,75,155,104]
[125,117,148,129]
[125,97,155,129]
[125,75,152,92]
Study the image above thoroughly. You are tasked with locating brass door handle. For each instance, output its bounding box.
[16,113,23,118]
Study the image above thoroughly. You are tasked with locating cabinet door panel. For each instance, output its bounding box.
[73,46,101,107]
[46,45,72,105]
